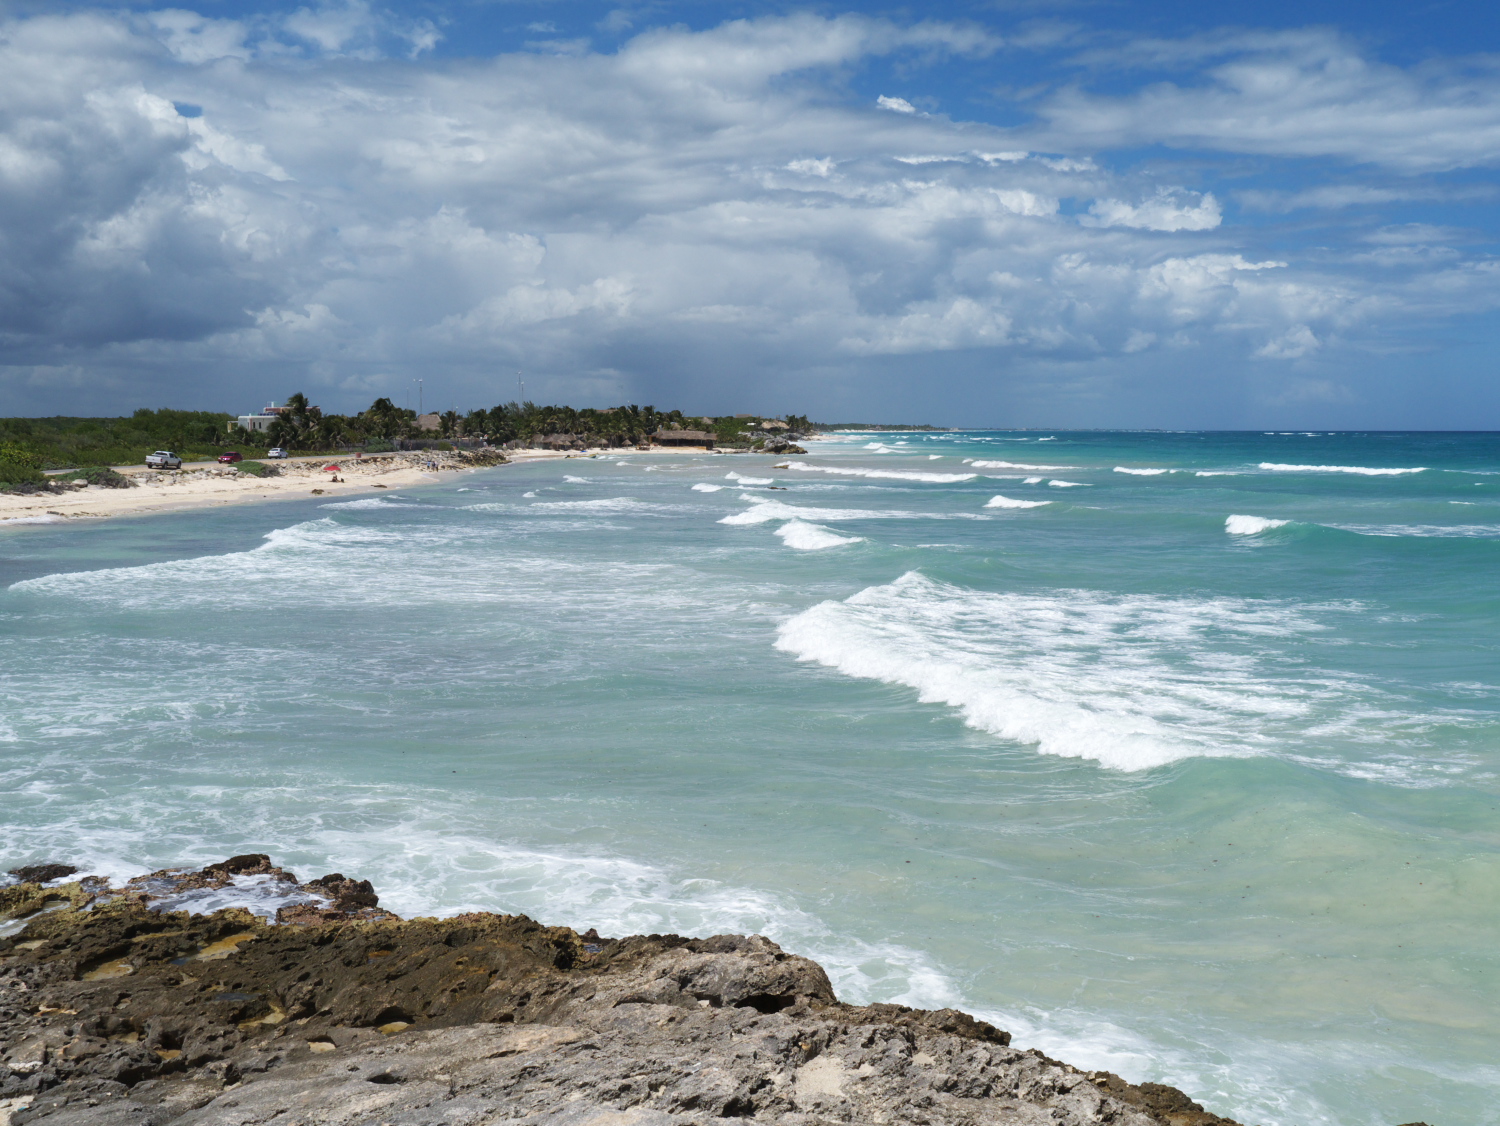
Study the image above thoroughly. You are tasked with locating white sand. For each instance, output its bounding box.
[0,449,576,526]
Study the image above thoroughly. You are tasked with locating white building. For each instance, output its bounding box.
[228,404,287,433]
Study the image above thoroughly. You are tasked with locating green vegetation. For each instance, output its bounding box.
[0,398,817,480]
[50,466,133,489]
[0,443,46,491]
[231,460,279,478]
[0,410,234,469]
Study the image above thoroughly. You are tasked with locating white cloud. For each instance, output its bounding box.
[0,8,1497,419]
[1036,28,1500,171]
[1255,325,1322,360]
[877,95,917,114]
[1084,189,1221,231]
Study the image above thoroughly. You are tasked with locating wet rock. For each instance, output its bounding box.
[1,859,1252,1126]
[7,867,78,886]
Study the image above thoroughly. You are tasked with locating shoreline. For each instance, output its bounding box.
[0,447,733,528]
[0,857,1244,1126]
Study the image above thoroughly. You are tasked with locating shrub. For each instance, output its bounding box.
[234,460,280,478]
[52,466,133,489]
[0,443,46,492]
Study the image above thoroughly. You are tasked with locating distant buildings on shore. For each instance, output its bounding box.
[230,403,290,433]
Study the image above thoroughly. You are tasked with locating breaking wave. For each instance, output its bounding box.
[1259,463,1426,476]
[780,463,977,484]
[774,521,865,550]
[1226,515,1291,535]
[775,572,1357,771]
[984,495,1051,509]
[967,461,1077,470]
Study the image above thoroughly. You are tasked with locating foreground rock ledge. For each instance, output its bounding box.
[1,858,1242,1126]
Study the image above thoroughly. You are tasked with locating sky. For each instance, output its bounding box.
[2,0,1500,426]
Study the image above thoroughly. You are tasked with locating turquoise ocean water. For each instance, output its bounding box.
[2,430,1498,1126]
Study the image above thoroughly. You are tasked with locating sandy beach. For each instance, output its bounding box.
[0,448,630,526]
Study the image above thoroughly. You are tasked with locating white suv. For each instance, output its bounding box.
[267,448,289,459]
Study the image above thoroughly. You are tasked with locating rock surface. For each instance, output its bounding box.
[0,859,1247,1126]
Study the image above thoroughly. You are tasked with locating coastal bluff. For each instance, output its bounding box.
[0,857,1247,1126]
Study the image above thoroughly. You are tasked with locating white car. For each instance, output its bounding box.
[267,448,290,459]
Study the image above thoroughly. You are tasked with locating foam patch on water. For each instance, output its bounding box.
[144,872,325,919]
[1226,515,1291,535]
[720,497,911,525]
[775,572,1357,771]
[984,495,1051,509]
[1114,467,1173,476]
[1260,463,1426,476]
[726,472,773,485]
[692,483,725,492]
[0,514,66,526]
[1195,471,1242,477]
[969,461,1078,470]
[320,497,426,510]
[1047,480,1088,488]
[526,497,652,513]
[1331,524,1500,538]
[780,464,978,484]
[564,475,591,484]
[774,521,864,550]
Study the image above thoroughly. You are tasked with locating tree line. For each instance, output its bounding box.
[243,396,811,451]
[0,398,814,475]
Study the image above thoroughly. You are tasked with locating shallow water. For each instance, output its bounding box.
[3,431,1499,1126]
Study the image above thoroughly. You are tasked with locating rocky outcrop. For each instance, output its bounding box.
[759,436,807,455]
[0,859,1246,1126]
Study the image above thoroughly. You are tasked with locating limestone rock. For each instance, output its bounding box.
[0,860,1257,1126]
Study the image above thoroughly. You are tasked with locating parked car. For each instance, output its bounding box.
[267,448,289,459]
[144,450,182,469]
[218,451,243,463]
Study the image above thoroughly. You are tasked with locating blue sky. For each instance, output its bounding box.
[3,0,1499,426]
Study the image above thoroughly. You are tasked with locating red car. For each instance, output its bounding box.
[218,451,243,463]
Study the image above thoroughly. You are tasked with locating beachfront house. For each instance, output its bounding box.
[650,428,716,449]
[229,404,289,433]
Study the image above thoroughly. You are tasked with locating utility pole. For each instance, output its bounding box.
[517,371,524,402]
[416,378,423,416]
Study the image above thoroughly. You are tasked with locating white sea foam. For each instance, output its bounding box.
[984,495,1051,509]
[1023,477,1044,484]
[563,475,591,484]
[320,496,424,510]
[1331,524,1500,538]
[774,521,864,550]
[0,514,65,526]
[1259,463,1426,476]
[1195,471,1241,477]
[522,491,537,497]
[968,461,1078,470]
[147,872,325,919]
[720,497,909,525]
[775,572,1346,771]
[1114,467,1171,476]
[1047,479,1088,488]
[692,483,725,492]
[726,472,773,485]
[780,463,977,484]
[527,497,651,513]
[1226,515,1291,535]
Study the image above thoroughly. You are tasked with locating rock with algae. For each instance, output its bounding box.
[0,858,1255,1126]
